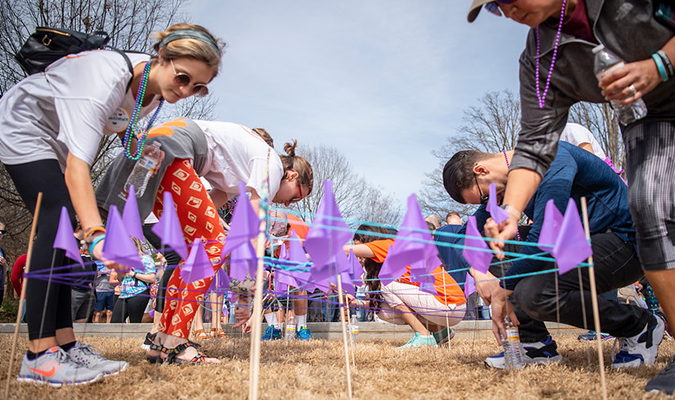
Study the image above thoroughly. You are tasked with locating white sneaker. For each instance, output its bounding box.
[612,315,665,369]
[485,335,563,369]
[67,341,128,376]
[17,346,104,387]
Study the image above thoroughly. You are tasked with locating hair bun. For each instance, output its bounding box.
[283,140,298,158]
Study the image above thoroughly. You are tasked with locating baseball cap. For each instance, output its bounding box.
[468,0,494,22]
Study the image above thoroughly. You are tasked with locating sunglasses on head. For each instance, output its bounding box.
[170,59,209,97]
[484,0,518,17]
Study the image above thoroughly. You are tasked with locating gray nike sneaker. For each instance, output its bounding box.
[17,346,104,387]
[67,341,128,376]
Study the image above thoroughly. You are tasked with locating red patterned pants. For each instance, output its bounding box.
[154,159,226,338]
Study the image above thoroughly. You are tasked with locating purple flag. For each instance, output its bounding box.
[464,273,476,298]
[462,216,492,274]
[221,182,260,258]
[330,250,357,296]
[122,185,144,240]
[229,241,257,281]
[207,266,231,297]
[277,232,311,287]
[180,239,216,284]
[304,181,352,270]
[538,199,564,252]
[152,192,188,260]
[409,266,438,295]
[380,194,440,283]
[486,183,510,224]
[53,206,84,267]
[102,205,144,271]
[552,199,593,275]
[347,249,363,281]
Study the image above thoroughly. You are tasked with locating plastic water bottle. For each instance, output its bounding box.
[285,315,296,341]
[502,315,525,370]
[124,141,162,198]
[350,314,359,343]
[592,44,647,125]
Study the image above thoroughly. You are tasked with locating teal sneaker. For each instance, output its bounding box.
[396,332,437,349]
[296,326,312,341]
[433,327,456,345]
[262,325,282,341]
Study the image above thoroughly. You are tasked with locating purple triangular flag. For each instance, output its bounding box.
[207,266,231,297]
[304,181,352,270]
[552,199,592,275]
[152,192,188,260]
[329,250,357,296]
[464,273,476,298]
[221,182,260,258]
[461,216,492,274]
[409,266,438,295]
[380,194,440,283]
[122,185,144,240]
[229,241,257,281]
[180,239,216,284]
[538,199,564,252]
[347,249,363,280]
[485,183,510,224]
[53,207,84,267]
[102,205,144,271]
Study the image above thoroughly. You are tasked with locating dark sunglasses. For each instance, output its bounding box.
[170,59,209,97]
[0,230,6,235]
[474,174,489,205]
[484,0,518,17]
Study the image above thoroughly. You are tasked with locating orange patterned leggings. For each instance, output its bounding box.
[154,159,226,338]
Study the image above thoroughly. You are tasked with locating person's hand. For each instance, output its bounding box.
[484,214,519,260]
[470,269,500,306]
[599,58,661,106]
[232,303,252,331]
[489,286,518,345]
[0,256,7,268]
[345,294,360,308]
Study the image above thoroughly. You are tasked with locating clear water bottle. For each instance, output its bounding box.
[502,315,525,370]
[124,141,162,198]
[285,315,296,341]
[592,44,647,125]
[350,314,359,343]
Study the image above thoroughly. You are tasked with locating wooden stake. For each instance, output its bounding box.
[5,192,42,399]
[441,271,451,350]
[580,197,608,400]
[336,274,353,399]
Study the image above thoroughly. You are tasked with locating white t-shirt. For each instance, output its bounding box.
[194,120,283,199]
[559,123,607,159]
[0,50,160,169]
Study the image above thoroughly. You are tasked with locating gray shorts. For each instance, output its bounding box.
[623,119,675,271]
[71,289,96,321]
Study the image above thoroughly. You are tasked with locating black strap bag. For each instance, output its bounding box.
[15,26,134,89]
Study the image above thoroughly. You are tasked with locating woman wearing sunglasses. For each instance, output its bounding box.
[0,23,223,386]
[466,0,675,394]
[96,118,313,364]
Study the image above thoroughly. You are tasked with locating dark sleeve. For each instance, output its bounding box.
[501,150,578,290]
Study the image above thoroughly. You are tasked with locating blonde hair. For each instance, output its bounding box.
[152,23,225,77]
[131,237,147,256]
[280,140,313,196]
[252,128,274,148]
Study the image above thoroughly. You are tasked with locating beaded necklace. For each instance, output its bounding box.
[123,61,165,160]
[502,150,521,241]
[535,0,568,109]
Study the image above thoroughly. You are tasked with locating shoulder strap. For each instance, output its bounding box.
[105,46,135,92]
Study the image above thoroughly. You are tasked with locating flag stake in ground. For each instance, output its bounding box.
[580,197,607,400]
[5,192,42,399]
[336,273,354,399]
[249,150,271,400]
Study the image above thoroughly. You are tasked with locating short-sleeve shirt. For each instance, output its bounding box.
[364,239,466,306]
[119,254,156,299]
[0,50,160,169]
[194,120,283,199]
[560,123,607,159]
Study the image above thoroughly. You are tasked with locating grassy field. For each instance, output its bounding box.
[0,333,673,399]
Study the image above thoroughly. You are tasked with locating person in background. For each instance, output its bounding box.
[424,214,443,230]
[92,261,114,323]
[110,238,156,323]
[0,221,8,309]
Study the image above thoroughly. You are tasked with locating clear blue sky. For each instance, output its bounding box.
[190,1,529,206]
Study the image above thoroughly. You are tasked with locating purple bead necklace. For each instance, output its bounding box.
[535,0,568,109]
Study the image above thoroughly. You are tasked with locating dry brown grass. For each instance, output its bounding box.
[1,333,674,400]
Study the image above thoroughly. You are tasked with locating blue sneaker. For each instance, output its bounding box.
[578,330,613,341]
[262,325,282,341]
[296,326,312,341]
[485,335,562,369]
[612,315,664,369]
[396,332,437,349]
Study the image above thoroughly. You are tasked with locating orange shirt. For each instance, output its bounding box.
[364,239,466,306]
